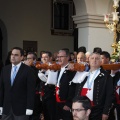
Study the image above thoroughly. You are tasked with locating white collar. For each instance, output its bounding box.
[89,68,100,74]
[12,62,22,69]
[61,63,69,69]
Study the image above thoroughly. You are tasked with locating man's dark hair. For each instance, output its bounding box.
[78,46,86,54]
[11,47,24,56]
[40,50,46,57]
[70,52,74,56]
[27,52,37,60]
[93,47,102,54]
[59,48,70,56]
[100,51,110,60]
[42,51,52,57]
[73,96,91,110]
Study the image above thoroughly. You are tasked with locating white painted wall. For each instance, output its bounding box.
[0,0,74,62]
[87,27,113,53]
[73,0,114,54]
[78,27,113,53]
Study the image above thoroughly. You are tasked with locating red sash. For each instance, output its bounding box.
[35,91,40,95]
[81,88,94,106]
[116,86,120,104]
[56,86,66,103]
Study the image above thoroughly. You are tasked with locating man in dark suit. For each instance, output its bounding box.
[56,48,76,120]
[111,70,120,120]
[0,47,36,120]
[75,52,113,120]
[39,51,56,120]
[100,51,115,120]
[24,52,42,120]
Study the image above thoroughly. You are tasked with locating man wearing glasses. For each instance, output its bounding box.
[56,48,76,120]
[72,96,91,120]
[24,52,42,120]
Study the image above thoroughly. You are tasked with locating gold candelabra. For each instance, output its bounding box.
[104,0,120,55]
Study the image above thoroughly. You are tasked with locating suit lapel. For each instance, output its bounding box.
[60,65,68,81]
[59,69,67,83]
[94,68,104,82]
[8,65,12,86]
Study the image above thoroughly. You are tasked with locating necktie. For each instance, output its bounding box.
[11,66,17,85]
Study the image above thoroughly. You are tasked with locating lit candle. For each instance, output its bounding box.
[112,12,119,21]
[104,14,110,22]
[113,0,119,7]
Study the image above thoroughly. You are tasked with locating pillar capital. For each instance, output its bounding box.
[73,14,106,28]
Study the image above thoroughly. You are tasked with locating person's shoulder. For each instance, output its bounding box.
[21,63,32,70]
[67,69,76,74]
[100,67,108,74]
[114,71,120,78]
[3,64,11,69]
[21,63,36,73]
[116,71,120,75]
[99,67,111,77]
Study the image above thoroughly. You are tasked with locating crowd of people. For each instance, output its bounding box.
[0,46,120,120]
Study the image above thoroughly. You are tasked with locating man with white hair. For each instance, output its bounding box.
[77,52,89,71]
[75,52,113,120]
[77,52,86,64]
[85,52,91,63]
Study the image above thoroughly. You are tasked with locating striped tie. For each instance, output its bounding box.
[11,66,17,85]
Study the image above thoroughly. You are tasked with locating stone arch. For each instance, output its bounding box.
[73,0,113,16]
[73,0,87,16]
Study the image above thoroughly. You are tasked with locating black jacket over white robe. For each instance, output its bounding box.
[75,68,113,116]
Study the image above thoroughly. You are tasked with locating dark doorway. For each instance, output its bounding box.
[0,28,3,60]
[73,28,78,52]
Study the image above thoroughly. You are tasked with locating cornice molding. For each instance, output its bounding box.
[72,14,112,28]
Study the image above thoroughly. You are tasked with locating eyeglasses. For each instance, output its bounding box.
[42,57,49,59]
[57,56,67,58]
[72,108,86,112]
[27,58,33,60]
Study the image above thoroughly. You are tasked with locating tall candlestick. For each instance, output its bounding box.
[113,0,119,7]
[104,0,120,58]
[112,12,119,21]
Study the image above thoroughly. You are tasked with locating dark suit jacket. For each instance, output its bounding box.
[58,69,76,107]
[113,71,120,104]
[40,82,55,100]
[0,63,36,116]
[75,68,113,115]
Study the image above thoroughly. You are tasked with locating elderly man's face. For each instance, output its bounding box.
[89,53,101,69]
[72,102,90,120]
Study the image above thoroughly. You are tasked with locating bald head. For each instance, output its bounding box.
[85,52,91,63]
[77,52,86,63]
